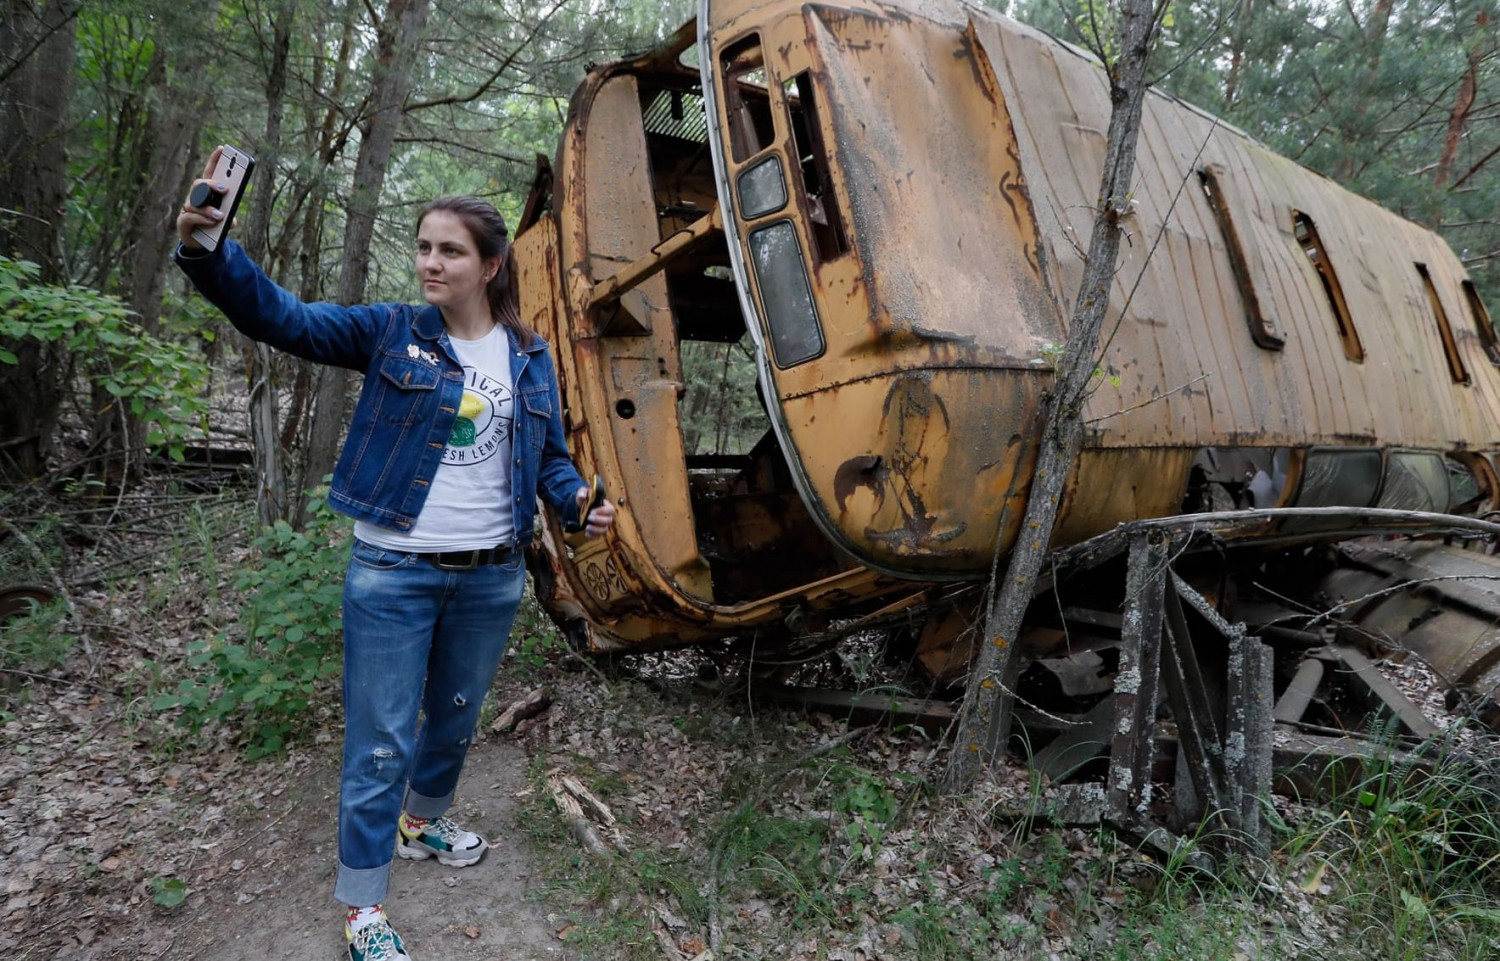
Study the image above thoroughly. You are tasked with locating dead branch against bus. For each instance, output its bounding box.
[943,0,1170,796]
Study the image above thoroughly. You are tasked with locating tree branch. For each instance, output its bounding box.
[1451,140,1500,191]
[0,1,81,87]
[1087,373,1211,424]
[404,0,570,112]
[390,134,533,164]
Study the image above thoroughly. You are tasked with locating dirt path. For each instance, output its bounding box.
[165,738,564,961]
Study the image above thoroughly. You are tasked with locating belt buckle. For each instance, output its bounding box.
[435,549,481,571]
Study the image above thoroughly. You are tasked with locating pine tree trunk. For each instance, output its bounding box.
[0,0,78,480]
[297,0,431,521]
[95,48,202,487]
[942,0,1165,794]
[1432,22,1484,191]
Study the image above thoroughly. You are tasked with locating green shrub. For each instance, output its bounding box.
[0,257,209,460]
[509,586,563,669]
[155,494,346,757]
[0,595,75,676]
[830,761,902,845]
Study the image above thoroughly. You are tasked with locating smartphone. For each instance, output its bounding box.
[190,145,255,253]
[565,475,607,533]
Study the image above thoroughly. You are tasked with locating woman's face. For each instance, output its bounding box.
[416,210,496,314]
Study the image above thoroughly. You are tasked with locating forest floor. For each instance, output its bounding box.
[4,491,1500,961]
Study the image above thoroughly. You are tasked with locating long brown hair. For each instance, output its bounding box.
[416,196,537,346]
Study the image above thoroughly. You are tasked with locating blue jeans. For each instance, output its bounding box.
[333,539,526,907]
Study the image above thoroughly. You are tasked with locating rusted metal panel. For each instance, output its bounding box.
[1054,448,1194,546]
[782,369,1045,569]
[575,72,715,601]
[969,7,1500,457]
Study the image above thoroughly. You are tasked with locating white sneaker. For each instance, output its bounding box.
[345,908,411,961]
[396,813,488,867]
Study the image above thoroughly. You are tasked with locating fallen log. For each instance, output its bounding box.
[490,686,551,733]
[547,769,610,857]
[560,774,616,826]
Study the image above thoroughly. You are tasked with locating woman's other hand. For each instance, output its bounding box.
[176,147,226,251]
[575,487,617,539]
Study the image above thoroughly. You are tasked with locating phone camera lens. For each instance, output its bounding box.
[189,182,224,209]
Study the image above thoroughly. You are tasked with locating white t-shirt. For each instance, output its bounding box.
[355,325,516,551]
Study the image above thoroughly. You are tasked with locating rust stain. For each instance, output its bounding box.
[863,374,967,551]
[834,454,885,514]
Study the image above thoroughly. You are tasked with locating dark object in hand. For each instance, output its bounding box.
[566,475,607,533]
[189,181,225,209]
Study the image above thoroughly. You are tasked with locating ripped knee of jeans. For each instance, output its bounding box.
[452,692,468,708]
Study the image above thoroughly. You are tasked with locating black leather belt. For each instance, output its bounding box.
[416,546,518,571]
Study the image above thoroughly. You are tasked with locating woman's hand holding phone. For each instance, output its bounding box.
[177,145,254,252]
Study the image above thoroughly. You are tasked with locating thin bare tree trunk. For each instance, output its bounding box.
[0,0,75,279]
[241,0,296,527]
[298,0,431,521]
[943,0,1166,794]
[279,1,356,503]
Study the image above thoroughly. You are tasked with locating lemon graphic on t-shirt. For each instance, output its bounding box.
[450,391,485,447]
[443,369,510,466]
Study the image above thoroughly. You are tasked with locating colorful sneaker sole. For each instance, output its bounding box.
[397,834,488,867]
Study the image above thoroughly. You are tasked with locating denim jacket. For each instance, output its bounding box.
[174,240,584,541]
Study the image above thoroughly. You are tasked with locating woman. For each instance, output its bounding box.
[175,149,615,961]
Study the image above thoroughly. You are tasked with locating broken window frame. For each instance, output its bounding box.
[1376,449,1452,513]
[1292,210,1364,363]
[1290,446,1382,508]
[1462,280,1500,366]
[719,34,777,163]
[1415,263,1469,385]
[1445,451,1494,515]
[782,70,850,265]
[1199,169,1281,349]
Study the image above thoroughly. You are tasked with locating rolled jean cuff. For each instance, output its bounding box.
[334,860,391,908]
[403,785,453,820]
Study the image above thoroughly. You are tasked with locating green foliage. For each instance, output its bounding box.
[153,494,346,757]
[679,339,768,457]
[829,761,901,846]
[0,257,209,460]
[150,876,187,909]
[1282,747,1500,960]
[509,587,564,669]
[0,596,75,678]
[717,802,827,897]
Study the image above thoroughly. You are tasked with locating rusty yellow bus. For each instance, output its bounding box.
[511,0,1500,693]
